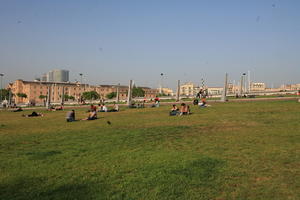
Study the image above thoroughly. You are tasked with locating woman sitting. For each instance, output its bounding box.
[169,104,179,116]
[180,103,190,116]
[82,110,97,120]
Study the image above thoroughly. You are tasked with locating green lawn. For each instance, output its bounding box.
[0,100,299,200]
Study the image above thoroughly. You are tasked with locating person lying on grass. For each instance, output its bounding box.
[66,110,76,122]
[22,111,44,117]
[12,107,23,112]
[82,110,97,120]
[169,104,179,116]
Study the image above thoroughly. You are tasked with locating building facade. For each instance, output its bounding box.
[250,82,266,91]
[46,69,69,82]
[180,82,200,97]
[8,80,158,104]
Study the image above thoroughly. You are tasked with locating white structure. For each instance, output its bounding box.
[46,69,69,82]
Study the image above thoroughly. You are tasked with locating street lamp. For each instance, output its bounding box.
[0,73,4,103]
[159,73,164,94]
[79,73,83,84]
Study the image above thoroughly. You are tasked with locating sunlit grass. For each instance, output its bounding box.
[0,100,299,200]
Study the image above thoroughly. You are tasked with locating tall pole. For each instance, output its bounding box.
[159,73,163,94]
[221,73,228,102]
[127,80,133,106]
[239,75,243,96]
[79,73,83,84]
[0,73,3,103]
[176,80,180,102]
[61,86,65,106]
[248,70,251,93]
[46,85,51,109]
[116,83,120,102]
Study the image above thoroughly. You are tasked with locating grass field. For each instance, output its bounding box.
[0,100,299,200]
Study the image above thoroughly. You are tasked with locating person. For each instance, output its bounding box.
[154,97,160,107]
[22,111,44,117]
[169,104,179,116]
[82,110,97,120]
[199,97,207,107]
[66,110,75,122]
[193,99,199,105]
[55,106,63,111]
[111,103,119,112]
[179,103,189,116]
[12,107,23,112]
[90,104,97,112]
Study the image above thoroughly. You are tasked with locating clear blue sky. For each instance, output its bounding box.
[0,0,300,89]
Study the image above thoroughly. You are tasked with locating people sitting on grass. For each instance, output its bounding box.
[82,110,97,120]
[108,103,119,112]
[12,107,23,112]
[48,105,63,111]
[198,97,207,107]
[98,104,108,112]
[169,104,179,116]
[66,110,76,122]
[180,103,190,116]
[22,111,44,117]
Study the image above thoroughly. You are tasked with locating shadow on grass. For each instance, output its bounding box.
[25,151,62,160]
[118,156,225,199]
[0,176,105,200]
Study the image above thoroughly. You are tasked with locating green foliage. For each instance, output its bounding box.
[81,91,100,100]
[62,94,75,101]
[106,92,117,99]
[0,89,10,101]
[16,93,27,98]
[0,100,299,199]
[38,95,47,99]
[132,86,145,98]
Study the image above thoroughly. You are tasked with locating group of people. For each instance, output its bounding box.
[66,103,120,122]
[169,103,191,116]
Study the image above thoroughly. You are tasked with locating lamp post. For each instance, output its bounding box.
[0,73,4,103]
[79,73,83,84]
[159,73,164,94]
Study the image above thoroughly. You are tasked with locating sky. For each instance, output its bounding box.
[0,0,300,90]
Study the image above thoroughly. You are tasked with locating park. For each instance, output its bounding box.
[0,99,299,200]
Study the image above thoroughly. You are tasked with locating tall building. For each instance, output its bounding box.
[46,70,69,82]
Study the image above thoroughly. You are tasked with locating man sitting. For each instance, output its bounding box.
[66,110,75,122]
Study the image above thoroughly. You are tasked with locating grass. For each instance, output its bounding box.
[0,100,299,200]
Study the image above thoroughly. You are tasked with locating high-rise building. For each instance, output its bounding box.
[46,69,69,82]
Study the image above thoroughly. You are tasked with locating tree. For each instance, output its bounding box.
[132,87,145,98]
[82,91,100,100]
[39,95,47,100]
[17,93,27,99]
[62,94,75,101]
[0,89,10,101]
[106,92,117,99]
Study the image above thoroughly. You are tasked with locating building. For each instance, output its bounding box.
[46,69,69,82]
[8,79,158,104]
[180,82,200,97]
[207,87,223,95]
[250,82,266,91]
[156,88,174,96]
[280,84,300,91]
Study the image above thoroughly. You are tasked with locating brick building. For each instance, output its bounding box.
[7,79,158,104]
